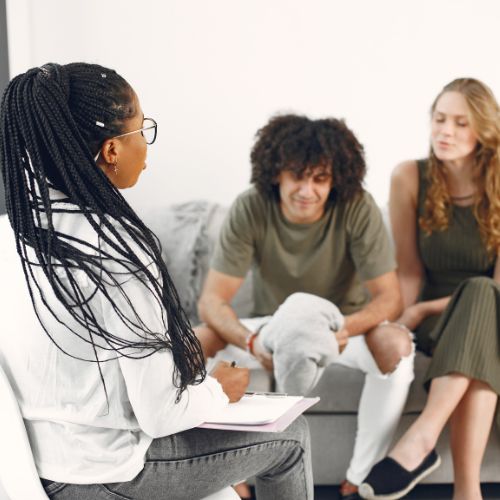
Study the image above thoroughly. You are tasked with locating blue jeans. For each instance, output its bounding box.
[43,416,313,500]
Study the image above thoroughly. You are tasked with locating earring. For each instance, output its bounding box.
[112,160,118,175]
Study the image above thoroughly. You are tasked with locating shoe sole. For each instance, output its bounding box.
[358,455,441,500]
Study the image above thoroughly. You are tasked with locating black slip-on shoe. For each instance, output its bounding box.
[358,449,441,500]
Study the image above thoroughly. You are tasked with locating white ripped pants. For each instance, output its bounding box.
[211,310,415,485]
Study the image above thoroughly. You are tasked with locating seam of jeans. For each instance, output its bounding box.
[300,453,310,500]
[295,454,307,500]
[145,439,298,465]
[44,482,67,495]
[98,484,133,500]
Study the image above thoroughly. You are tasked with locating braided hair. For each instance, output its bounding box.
[0,62,206,401]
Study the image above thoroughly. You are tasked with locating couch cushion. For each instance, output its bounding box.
[141,201,254,323]
[140,201,219,322]
[306,351,431,414]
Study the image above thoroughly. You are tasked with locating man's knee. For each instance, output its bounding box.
[194,324,227,359]
[366,324,413,374]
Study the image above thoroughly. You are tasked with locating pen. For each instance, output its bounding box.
[244,391,288,398]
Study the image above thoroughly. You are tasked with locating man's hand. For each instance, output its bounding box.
[211,361,250,403]
[252,335,274,372]
[334,328,349,353]
[398,303,426,331]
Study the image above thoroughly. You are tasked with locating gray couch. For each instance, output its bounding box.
[142,200,500,486]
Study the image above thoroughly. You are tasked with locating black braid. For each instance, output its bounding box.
[0,62,206,401]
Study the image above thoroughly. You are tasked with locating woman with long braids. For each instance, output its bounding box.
[360,78,500,500]
[0,62,313,499]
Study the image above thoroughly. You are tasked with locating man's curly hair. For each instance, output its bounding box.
[250,114,366,202]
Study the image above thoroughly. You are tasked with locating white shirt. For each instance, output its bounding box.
[0,201,228,484]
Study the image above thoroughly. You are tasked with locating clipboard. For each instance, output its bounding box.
[198,396,320,433]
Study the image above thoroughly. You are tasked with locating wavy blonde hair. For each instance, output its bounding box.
[420,78,500,256]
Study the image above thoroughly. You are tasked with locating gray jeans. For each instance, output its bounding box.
[42,416,313,500]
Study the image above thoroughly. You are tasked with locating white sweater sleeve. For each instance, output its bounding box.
[101,269,228,439]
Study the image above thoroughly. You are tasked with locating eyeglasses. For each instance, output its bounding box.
[114,117,158,145]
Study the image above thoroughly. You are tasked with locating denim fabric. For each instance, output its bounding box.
[43,416,313,500]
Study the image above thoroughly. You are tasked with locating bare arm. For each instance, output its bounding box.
[390,161,452,328]
[198,269,249,349]
[403,256,500,327]
[389,160,424,308]
[198,269,273,369]
[343,270,403,336]
[407,244,500,325]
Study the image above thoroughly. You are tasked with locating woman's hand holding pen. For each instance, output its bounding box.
[211,361,249,403]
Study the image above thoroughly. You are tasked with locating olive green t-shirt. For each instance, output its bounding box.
[212,187,395,317]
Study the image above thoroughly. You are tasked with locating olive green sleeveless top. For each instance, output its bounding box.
[417,159,495,302]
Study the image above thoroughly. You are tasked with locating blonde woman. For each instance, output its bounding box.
[360,78,500,500]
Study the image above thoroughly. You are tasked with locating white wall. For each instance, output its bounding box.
[6,0,500,210]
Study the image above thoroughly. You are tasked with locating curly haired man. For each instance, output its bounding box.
[197,114,415,499]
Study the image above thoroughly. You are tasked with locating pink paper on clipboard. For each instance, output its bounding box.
[198,397,320,433]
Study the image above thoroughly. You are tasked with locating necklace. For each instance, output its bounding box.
[450,193,476,201]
